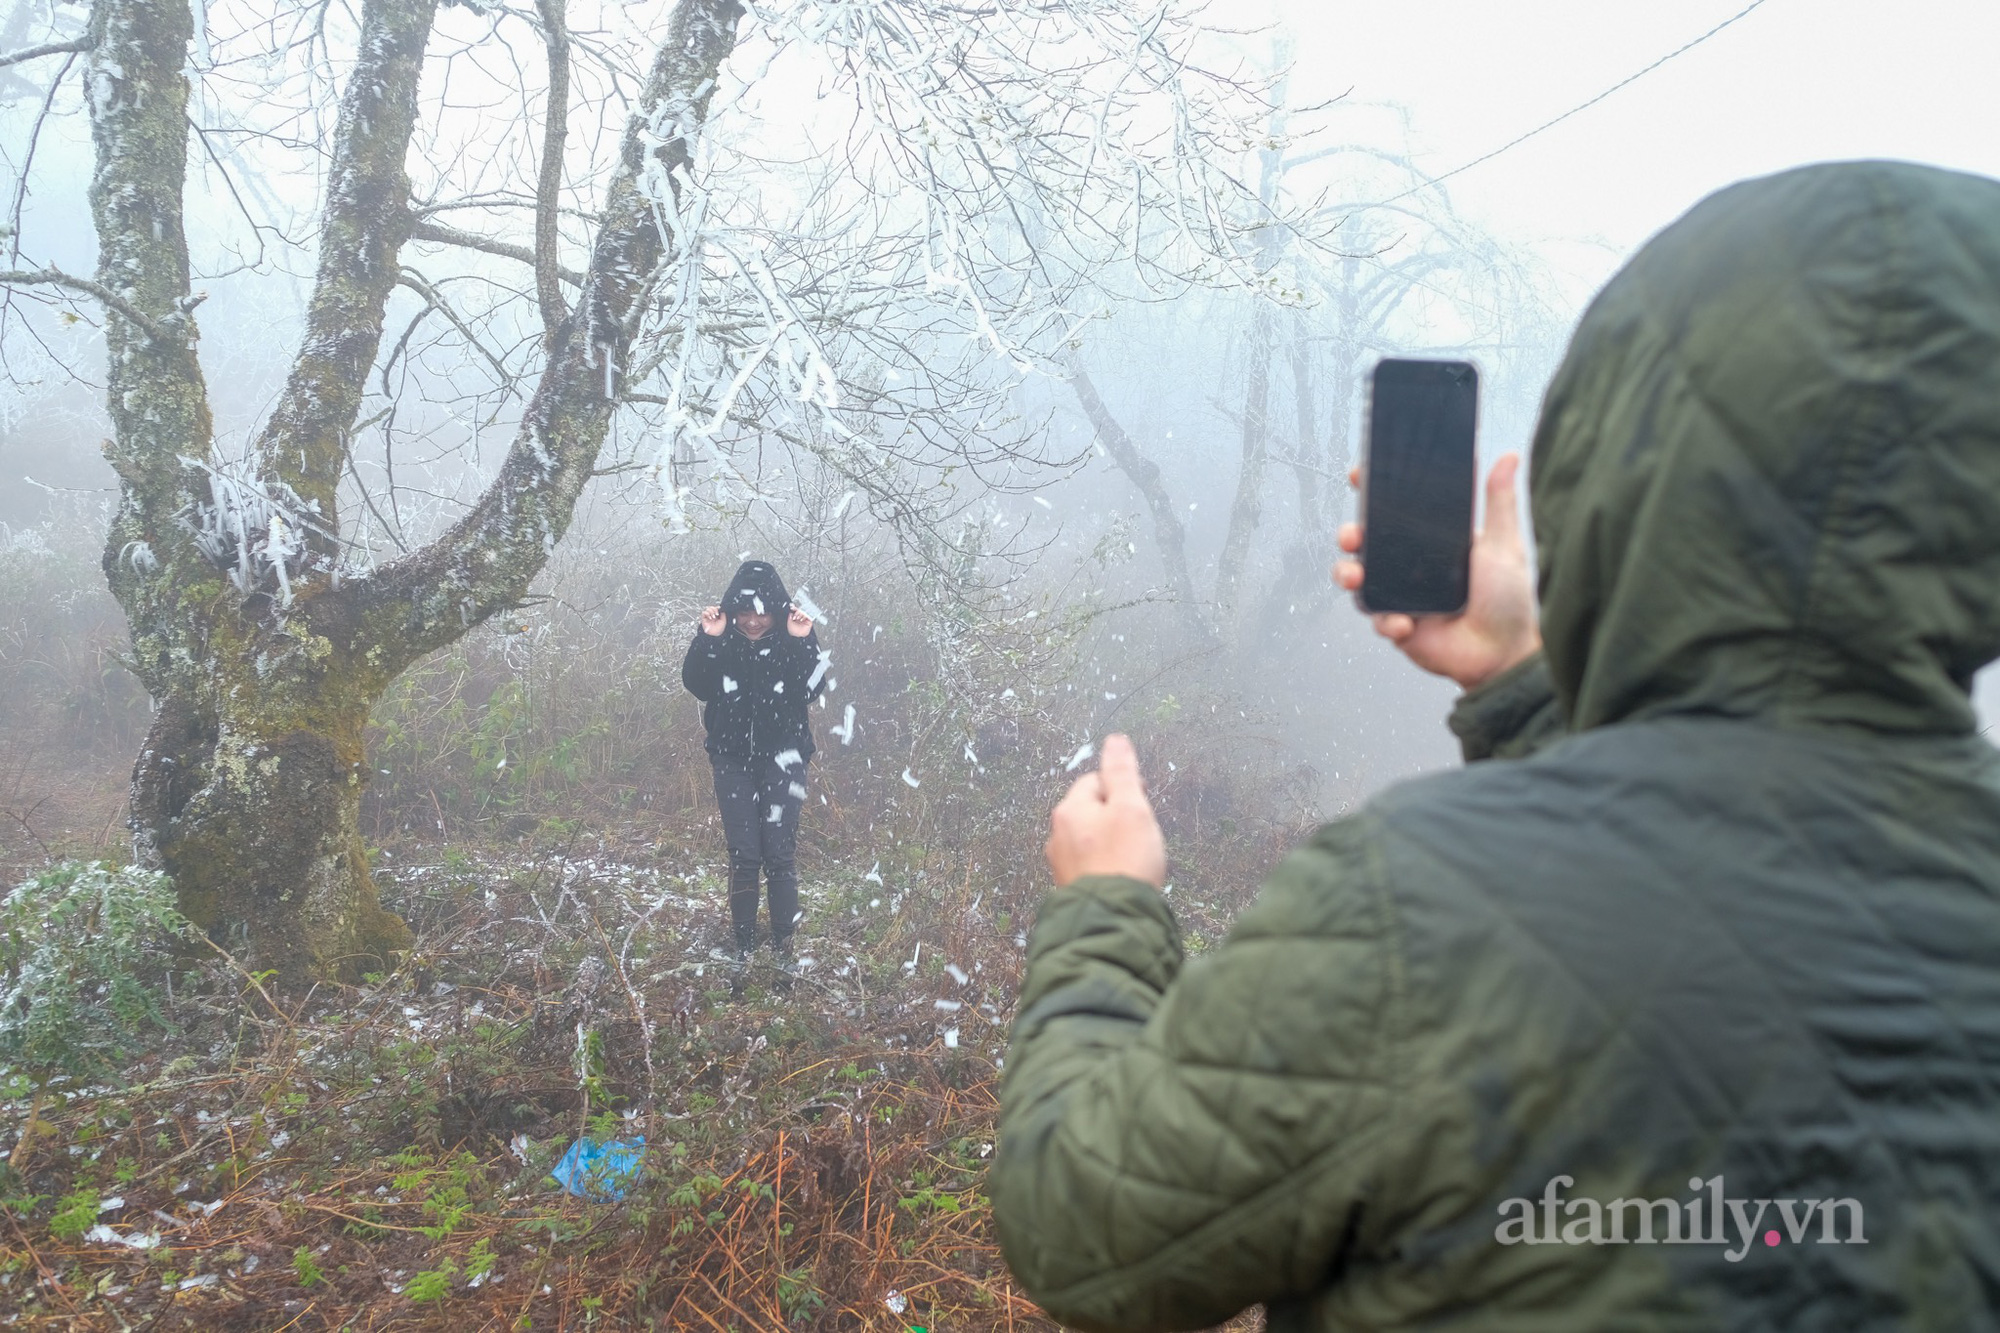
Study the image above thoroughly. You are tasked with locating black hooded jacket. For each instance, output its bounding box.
[681,561,828,759]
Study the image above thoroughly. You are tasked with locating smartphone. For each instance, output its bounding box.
[1358,357,1479,615]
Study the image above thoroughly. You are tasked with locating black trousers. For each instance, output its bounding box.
[711,751,809,948]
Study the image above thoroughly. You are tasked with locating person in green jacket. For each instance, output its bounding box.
[992,160,2000,1331]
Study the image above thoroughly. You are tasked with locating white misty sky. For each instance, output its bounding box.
[1282,0,2000,277]
[1276,0,2000,734]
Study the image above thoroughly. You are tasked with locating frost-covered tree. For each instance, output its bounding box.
[0,0,1278,980]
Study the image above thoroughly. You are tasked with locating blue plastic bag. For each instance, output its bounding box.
[550,1134,646,1200]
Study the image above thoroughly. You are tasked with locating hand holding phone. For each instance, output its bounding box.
[1335,452,1541,692]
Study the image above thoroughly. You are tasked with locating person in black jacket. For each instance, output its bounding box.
[681,560,829,966]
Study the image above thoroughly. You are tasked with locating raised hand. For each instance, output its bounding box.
[786,608,813,638]
[1334,453,1541,691]
[699,605,726,636]
[1045,734,1168,889]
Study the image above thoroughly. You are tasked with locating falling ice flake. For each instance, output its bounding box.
[945,963,969,985]
[943,1028,960,1049]
[1033,496,1053,509]
[831,703,856,744]
[884,1291,908,1315]
[902,768,920,788]
[721,676,738,693]
[773,680,784,693]
[934,999,962,1012]
[864,863,883,885]
[774,748,803,770]
[792,586,827,623]
[1064,742,1096,772]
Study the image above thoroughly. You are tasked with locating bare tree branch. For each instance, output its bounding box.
[0,266,172,343]
[394,269,518,396]
[357,0,748,671]
[251,0,439,563]
[407,219,583,288]
[0,36,91,70]
[532,0,570,340]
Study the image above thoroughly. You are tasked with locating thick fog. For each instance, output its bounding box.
[6,0,2000,834]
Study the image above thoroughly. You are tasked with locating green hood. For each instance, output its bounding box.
[1531,160,2000,736]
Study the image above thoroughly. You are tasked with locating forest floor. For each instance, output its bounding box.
[0,825,1267,1332]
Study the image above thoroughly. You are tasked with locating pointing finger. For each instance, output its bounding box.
[1097,734,1145,802]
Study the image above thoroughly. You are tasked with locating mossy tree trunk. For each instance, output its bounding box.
[84,0,746,982]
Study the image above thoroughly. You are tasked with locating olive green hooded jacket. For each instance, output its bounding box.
[993,161,2000,1331]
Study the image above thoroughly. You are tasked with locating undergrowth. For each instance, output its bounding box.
[0,830,1285,1331]
[0,509,1315,1330]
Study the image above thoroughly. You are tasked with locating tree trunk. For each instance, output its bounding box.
[132,659,409,981]
[84,0,746,982]
[1213,296,1273,617]
[1256,310,1338,632]
[1212,93,1287,620]
[1065,357,1209,638]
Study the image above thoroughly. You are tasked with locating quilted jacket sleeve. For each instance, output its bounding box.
[992,820,1408,1333]
[1446,650,1565,762]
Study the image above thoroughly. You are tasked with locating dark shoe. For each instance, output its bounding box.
[771,936,797,993]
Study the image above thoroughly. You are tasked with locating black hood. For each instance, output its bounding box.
[720,560,790,619]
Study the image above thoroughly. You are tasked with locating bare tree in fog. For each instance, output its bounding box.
[1068,131,1566,642]
[0,0,1279,979]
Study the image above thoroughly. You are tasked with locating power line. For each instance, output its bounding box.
[1368,0,1775,210]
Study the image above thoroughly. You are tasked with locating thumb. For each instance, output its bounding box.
[1481,454,1524,549]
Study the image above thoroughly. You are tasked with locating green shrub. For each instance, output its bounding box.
[0,861,189,1088]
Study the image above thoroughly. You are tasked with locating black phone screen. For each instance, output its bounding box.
[1359,358,1479,615]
